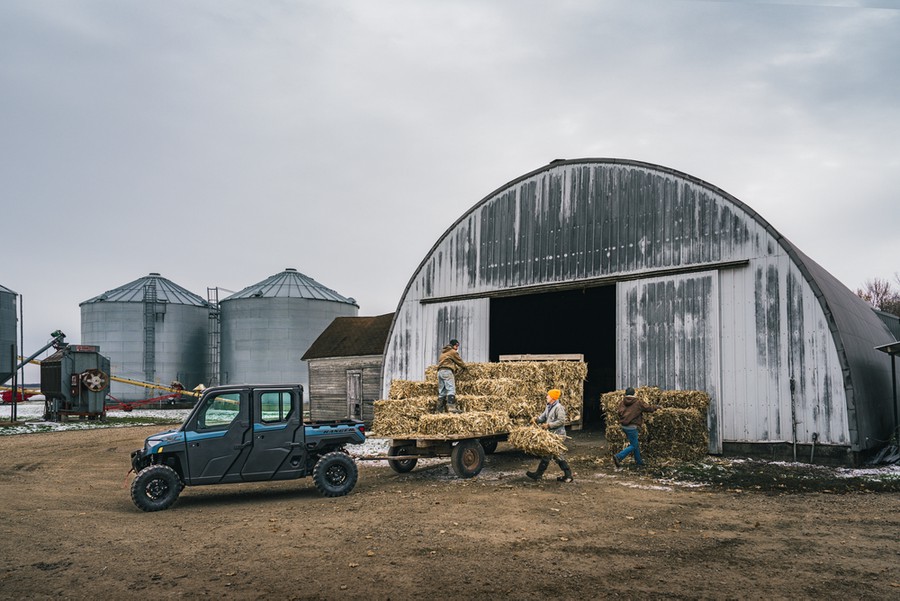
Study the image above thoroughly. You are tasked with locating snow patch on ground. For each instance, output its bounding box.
[0,402,191,436]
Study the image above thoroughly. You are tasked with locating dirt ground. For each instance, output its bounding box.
[1,426,898,600]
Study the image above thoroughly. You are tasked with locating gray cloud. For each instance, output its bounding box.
[2,0,898,378]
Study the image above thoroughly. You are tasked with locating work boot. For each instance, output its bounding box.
[435,397,447,413]
[446,395,462,414]
[526,459,549,480]
[557,460,573,483]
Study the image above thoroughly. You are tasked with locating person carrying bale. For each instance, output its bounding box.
[436,339,467,413]
[526,389,573,483]
[612,386,659,467]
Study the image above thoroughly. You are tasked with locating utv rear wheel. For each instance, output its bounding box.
[131,464,182,512]
[313,451,358,497]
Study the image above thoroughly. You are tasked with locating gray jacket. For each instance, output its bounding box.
[536,401,567,436]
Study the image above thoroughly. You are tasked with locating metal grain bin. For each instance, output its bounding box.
[220,268,358,401]
[80,273,209,402]
[0,284,16,384]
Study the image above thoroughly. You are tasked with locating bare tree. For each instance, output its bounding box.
[857,276,900,317]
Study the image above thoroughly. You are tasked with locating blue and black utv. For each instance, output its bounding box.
[129,384,366,511]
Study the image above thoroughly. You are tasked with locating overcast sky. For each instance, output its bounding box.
[2,0,899,379]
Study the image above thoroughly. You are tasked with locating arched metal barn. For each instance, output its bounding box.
[382,158,896,464]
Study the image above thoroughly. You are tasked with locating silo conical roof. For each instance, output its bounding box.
[79,273,207,306]
[222,268,358,305]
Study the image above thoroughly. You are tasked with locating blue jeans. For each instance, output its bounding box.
[437,368,456,399]
[615,425,643,465]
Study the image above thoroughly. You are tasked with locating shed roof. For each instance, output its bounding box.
[302,313,394,360]
[222,268,358,306]
[80,273,207,307]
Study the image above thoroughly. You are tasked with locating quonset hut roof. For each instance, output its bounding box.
[80,273,207,306]
[222,268,358,306]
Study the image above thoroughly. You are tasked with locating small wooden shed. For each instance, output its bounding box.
[302,313,393,423]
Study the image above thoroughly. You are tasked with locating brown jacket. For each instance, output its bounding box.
[437,345,467,373]
[617,394,658,427]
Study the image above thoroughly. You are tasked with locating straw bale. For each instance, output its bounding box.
[388,380,435,400]
[425,360,587,388]
[602,388,709,461]
[370,397,434,437]
[507,426,568,457]
[657,389,710,410]
[370,415,420,438]
[417,411,512,436]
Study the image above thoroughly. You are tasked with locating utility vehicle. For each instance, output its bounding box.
[129,384,365,511]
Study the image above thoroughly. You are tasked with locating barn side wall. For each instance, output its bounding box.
[308,355,383,423]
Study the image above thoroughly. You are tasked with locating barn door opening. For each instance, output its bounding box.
[488,286,616,429]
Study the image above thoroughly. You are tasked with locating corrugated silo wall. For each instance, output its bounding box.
[220,297,358,400]
[81,302,208,401]
[153,303,209,393]
[383,161,853,451]
[0,290,16,383]
[82,302,144,401]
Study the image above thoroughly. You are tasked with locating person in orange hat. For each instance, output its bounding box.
[526,389,573,483]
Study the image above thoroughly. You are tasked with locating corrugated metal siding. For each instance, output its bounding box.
[413,164,755,300]
[617,272,722,452]
[220,296,358,399]
[383,299,489,386]
[718,259,849,446]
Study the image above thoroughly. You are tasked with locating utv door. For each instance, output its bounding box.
[241,388,306,480]
[184,389,251,484]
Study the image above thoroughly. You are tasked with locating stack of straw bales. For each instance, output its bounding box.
[601,387,710,461]
[371,360,586,439]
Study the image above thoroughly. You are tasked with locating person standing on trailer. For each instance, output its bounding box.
[436,339,467,413]
[526,389,573,483]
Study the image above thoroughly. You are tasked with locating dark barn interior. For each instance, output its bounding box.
[489,285,616,428]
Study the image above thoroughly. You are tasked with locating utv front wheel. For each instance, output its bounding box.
[313,451,359,497]
[131,464,182,512]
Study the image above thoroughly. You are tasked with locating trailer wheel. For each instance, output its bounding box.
[131,464,182,512]
[387,445,418,473]
[480,438,499,455]
[451,440,485,478]
[313,451,358,497]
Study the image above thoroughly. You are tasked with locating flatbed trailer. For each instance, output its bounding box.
[361,432,508,478]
